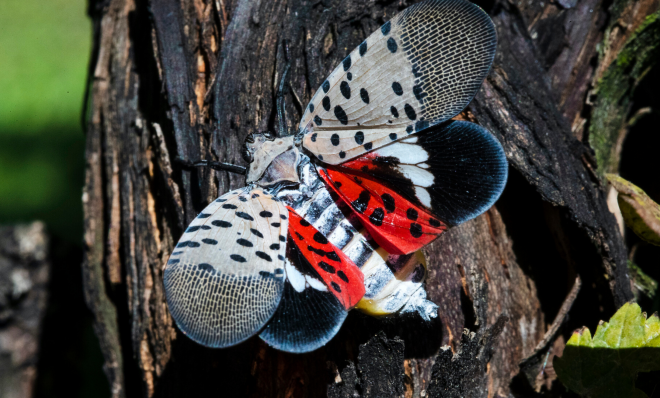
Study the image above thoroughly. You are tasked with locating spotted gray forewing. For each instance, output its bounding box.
[164,188,289,348]
[300,0,497,165]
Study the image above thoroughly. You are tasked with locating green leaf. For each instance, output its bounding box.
[554,302,660,397]
[606,174,660,246]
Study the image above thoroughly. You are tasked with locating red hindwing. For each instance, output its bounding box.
[318,167,447,255]
[286,207,365,309]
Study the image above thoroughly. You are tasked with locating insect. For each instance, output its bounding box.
[164,0,507,353]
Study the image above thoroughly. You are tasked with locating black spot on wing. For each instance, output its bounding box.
[177,241,200,248]
[270,243,280,250]
[331,282,342,293]
[311,133,317,142]
[359,40,367,56]
[364,142,373,151]
[314,115,322,126]
[430,218,441,227]
[337,270,349,283]
[271,222,281,227]
[382,193,395,213]
[381,21,391,35]
[280,235,286,242]
[250,228,263,238]
[322,96,331,111]
[309,103,314,113]
[410,223,423,238]
[331,134,340,146]
[354,131,364,145]
[236,212,254,221]
[238,196,248,202]
[300,218,310,227]
[168,259,180,265]
[387,37,398,52]
[407,208,418,221]
[260,211,273,218]
[404,104,417,120]
[340,81,350,99]
[342,55,351,71]
[313,232,328,245]
[222,204,238,209]
[334,106,348,125]
[392,82,403,96]
[318,261,335,274]
[413,84,425,102]
[352,190,371,213]
[212,220,232,228]
[215,198,227,202]
[197,213,211,218]
[389,133,398,141]
[369,208,384,226]
[322,80,330,93]
[198,263,215,272]
[360,88,369,104]
[339,151,346,159]
[202,238,218,245]
[230,254,247,263]
[391,106,399,118]
[237,239,253,247]
[255,251,272,262]
[347,72,353,81]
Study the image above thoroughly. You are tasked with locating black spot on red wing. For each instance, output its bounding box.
[314,115,323,126]
[364,142,373,151]
[359,40,367,56]
[331,134,340,146]
[177,241,200,248]
[339,151,346,159]
[354,176,363,184]
[280,235,286,242]
[407,208,419,220]
[410,223,423,238]
[198,263,215,272]
[387,37,398,52]
[389,133,398,141]
[381,193,395,213]
[222,204,238,209]
[311,133,317,142]
[230,254,247,263]
[340,81,351,99]
[300,218,311,227]
[337,270,349,283]
[342,55,351,71]
[391,106,399,118]
[255,251,272,262]
[237,238,253,247]
[369,208,385,226]
[334,181,342,188]
[295,232,304,241]
[271,222,281,227]
[352,190,371,213]
[259,211,273,218]
[202,238,218,245]
[322,96,331,111]
[236,211,254,221]
[331,282,342,293]
[361,166,369,173]
[212,220,232,228]
[404,104,417,120]
[318,261,336,274]
[347,72,353,81]
[429,218,441,227]
[250,228,263,238]
[354,131,364,145]
[313,232,328,245]
[392,82,403,96]
[270,243,280,250]
[381,21,391,35]
[322,80,330,93]
[197,213,211,218]
[360,88,369,104]
[326,251,340,262]
[334,106,348,125]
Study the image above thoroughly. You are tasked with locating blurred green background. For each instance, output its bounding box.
[1,0,109,396]
[0,0,88,243]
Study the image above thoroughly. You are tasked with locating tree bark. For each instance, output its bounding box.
[82,0,658,396]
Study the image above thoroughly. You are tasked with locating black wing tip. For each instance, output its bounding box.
[422,120,508,226]
[259,282,348,353]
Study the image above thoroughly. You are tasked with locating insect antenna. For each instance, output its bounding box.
[175,157,247,175]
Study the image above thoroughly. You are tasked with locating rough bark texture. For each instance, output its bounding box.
[0,222,49,398]
[82,0,658,396]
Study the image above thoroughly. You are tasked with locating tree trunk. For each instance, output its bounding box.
[81,0,659,396]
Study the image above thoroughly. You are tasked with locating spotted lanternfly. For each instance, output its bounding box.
[164,0,507,353]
